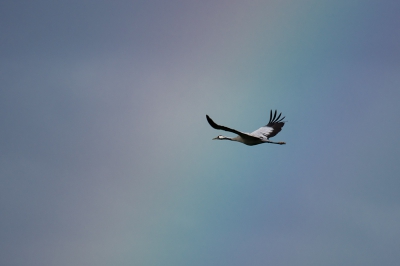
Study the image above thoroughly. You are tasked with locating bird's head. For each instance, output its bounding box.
[213,135,229,140]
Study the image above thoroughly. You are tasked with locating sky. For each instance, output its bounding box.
[1,1,400,265]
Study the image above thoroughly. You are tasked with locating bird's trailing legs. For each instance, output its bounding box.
[266,140,286,145]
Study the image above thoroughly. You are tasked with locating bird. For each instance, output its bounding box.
[206,110,286,146]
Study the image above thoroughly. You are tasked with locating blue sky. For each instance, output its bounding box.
[1,1,400,265]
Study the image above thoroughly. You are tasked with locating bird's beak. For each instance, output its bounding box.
[212,137,218,140]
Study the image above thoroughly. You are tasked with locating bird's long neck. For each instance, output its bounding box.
[222,136,234,141]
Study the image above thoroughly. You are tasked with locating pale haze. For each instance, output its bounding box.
[1,1,400,266]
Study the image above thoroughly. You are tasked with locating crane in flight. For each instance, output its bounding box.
[206,110,286,146]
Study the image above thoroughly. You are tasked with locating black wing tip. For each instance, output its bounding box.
[268,110,286,124]
[206,114,219,129]
[269,110,273,123]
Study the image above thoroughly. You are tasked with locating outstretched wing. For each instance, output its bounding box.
[206,115,254,139]
[251,110,285,139]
